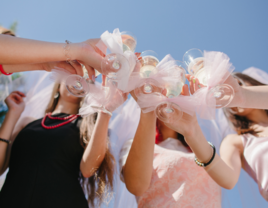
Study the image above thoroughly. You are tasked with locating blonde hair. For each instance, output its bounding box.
[45,83,115,207]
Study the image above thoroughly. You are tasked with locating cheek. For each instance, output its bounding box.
[236,108,252,116]
[59,85,81,103]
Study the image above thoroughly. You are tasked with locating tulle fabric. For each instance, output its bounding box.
[126,54,178,92]
[134,54,196,116]
[78,80,127,117]
[49,67,72,83]
[194,51,235,119]
[97,28,137,92]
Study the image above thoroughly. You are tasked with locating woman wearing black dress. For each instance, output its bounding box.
[0,81,126,207]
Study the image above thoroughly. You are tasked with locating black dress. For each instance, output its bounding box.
[0,113,89,208]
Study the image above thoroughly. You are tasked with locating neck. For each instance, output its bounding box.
[52,98,79,115]
[247,109,268,125]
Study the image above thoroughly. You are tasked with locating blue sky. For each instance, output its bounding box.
[1,0,268,207]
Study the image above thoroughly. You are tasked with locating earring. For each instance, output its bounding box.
[54,92,59,99]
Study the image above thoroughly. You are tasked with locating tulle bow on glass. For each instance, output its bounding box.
[136,54,197,121]
[96,28,137,92]
[79,80,126,117]
[192,51,235,119]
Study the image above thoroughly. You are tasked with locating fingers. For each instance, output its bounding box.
[84,64,95,81]
[181,84,190,96]
[69,60,83,76]
[55,61,76,74]
[102,75,106,86]
[12,91,26,97]
[189,76,194,95]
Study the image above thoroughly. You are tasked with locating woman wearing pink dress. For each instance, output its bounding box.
[120,86,221,208]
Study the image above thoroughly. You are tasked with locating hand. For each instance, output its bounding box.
[41,61,82,75]
[186,74,244,108]
[163,84,199,137]
[103,75,129,112]
[5,91,26,115]
[186,74,206,95]
[74,39,106,81]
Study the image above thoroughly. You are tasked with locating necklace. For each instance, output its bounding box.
[41,113,80,129]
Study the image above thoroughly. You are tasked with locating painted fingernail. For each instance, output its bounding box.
[198,84,201,88]
[193,78,196,84]
[92,75,95,82]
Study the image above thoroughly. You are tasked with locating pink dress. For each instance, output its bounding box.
[241,134,268,201]
[120,138,221,208]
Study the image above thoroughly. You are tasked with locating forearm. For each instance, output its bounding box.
[0,35,80,65]
[124,111,156,196]
[237,86,268,109]
[0,111,20,173]
[2,63,44,73]
[185,124,240,189]
[80,112,110,178]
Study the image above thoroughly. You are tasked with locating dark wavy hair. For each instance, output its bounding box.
[155,120,188,147]
[45,83,115,207]
[224,73,268,135]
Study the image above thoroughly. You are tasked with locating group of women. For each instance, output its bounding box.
[0,27,268,208]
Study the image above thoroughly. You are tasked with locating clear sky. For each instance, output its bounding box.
[1,0,268,207]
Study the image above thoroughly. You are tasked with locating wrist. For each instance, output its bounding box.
[6,109,23,118]
[183,120,201,140]
[70,42,82,61]
[99,111,112,119]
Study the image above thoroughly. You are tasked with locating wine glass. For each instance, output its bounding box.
[90,77,121,114]
[134,50,163,99]
[100,31,137,82]
[65,65,92,97]
[121,31,137,52]
[183,48,234,108]
[155,61,186,123]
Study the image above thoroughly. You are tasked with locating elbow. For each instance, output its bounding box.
[81,171,93,178]
[222,183,236,190]
[125,179,150,196]
[219,180,236,190]
[80,164,95,178]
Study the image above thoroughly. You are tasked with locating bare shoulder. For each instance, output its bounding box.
[17,116,36,130]
[220,134,244,154]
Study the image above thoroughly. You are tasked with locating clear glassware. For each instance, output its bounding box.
[65,66,92,97]
[100,31,137,82]
[121,31,137,52]
[155,61,186,123]
[183,48,234,108]
[134,50,163,99]
[90,77,118,113]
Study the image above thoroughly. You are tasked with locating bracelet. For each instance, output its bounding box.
[194,142,215,167]
[0,138,12,144]
[63,40,72,63]
[0,65,13,75]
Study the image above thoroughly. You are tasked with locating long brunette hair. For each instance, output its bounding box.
[224,73,268,135]
[45,83,115,207]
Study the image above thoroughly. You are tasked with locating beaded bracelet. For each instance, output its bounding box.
[0,64,13,75]
[194,142,216,167]
[0,138,12,144]
[63,40,72,63]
